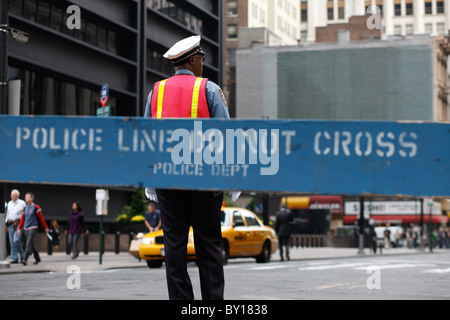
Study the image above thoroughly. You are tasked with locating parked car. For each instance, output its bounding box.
[138,207,278,268]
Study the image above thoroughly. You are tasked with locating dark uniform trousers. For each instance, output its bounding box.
[156,189,225,300]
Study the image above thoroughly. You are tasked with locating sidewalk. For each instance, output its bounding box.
[0,247,447,275]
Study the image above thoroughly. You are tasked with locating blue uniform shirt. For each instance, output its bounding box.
[144,69,230,119]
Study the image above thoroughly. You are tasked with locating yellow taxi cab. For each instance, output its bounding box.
[139,207,278,268]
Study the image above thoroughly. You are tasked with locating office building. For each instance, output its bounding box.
[3,0,223,224]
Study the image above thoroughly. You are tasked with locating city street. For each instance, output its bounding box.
[0,249,449,301]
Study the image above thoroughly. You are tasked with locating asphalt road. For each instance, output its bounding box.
[1,252,449,301]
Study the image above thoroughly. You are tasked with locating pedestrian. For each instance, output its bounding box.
[394,228,401,248]
[384,226,391,249]
[5,189,26,263]
[401,227,407,248]
[48,220,61,248]
[275,203,293,261]
[368,220,377,254]
[144,202,161,233]
[65,202,86,260]
[17,192,48,266]
[143,35,239,300]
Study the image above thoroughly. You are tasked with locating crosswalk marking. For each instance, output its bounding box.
[423,268,450,274]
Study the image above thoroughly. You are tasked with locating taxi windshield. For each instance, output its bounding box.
[220,210,230,226]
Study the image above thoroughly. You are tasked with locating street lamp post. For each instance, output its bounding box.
[0,2,9,269]
[0,0,8,115]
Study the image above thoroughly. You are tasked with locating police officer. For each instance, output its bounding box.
[144,35,239,300]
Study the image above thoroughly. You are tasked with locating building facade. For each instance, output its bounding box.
[301,0,450,43]
[224,0,300,116]
[236,34,450,122]
[3,0,223,224]
[6,0,222,117]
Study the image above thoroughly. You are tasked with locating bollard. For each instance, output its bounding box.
[101,231,105,254]
[129,232,134,246]
[66,233,71,255]
[84,231,89,255]
[115,231,120,254]
[301,236,304,248]
[0,213,10,269]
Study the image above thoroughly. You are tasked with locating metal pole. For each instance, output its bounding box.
[420,198,424,250]
[358,196,366,254]
[262,193,269,226]
[0,0,9,115]
[99,215,103,264]
[428,202,433,253]
[0,183,10,268]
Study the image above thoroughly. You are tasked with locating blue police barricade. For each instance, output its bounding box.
[0,115,448,197]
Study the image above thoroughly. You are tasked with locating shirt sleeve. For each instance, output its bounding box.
[35,205,48,230]
[17,211,24,231]
[144,91,153,118]
[206,81,230,119]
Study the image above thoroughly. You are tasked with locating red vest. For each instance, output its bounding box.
[151,74,210,118]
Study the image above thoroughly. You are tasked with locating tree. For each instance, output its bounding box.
[117,188,146,224]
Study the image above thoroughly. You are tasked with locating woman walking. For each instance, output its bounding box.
[65,202,86,259]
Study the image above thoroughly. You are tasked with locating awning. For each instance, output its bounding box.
[282,196,343,214]
[344,215,449,225]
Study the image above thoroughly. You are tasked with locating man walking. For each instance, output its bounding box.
[5,189,26,263]
[17,193,48,265]
[275,203,293,261]
[144,35,235,300]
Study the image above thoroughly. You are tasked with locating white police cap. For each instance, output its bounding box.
[163,35,205,66]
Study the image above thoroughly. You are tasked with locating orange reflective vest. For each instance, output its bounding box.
[150,74,210,119]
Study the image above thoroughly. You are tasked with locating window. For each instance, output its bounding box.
[227,0,237,15]
[406,24,413,35]
[50,4,63,32]
[338,7,345,19]
[394,25,402,35]
[425,1,432,14]
[37,0,50,27]
[10,66,113,116]
[85,21,97,47]
[406,3,413,15]
[328,8,334,20]
[233,211,244,227]
[149,0,204,35]
[10,0,123,58]
[394,4,401,16]
[301,9,307,22]
[97,26,107,51]
[221,211,230,227]
[227,24,238,39]
[301,30,307,41]
[437,1,444,13]
[242,211,261,227]
[425,23,433,33]
[437,23,445,34]
[10,0,23,16]
[23,0,37,21]
[107,31,117,54]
